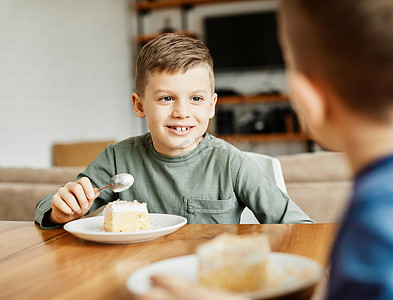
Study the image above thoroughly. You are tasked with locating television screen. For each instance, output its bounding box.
[204,11,284,70]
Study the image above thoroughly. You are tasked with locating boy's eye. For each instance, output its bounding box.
[160,96,174,102]
[191,96,203,102]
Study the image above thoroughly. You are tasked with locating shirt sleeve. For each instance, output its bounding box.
[235,156,314,224]
[34,192,59,229]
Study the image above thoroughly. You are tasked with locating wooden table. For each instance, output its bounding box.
[0,222,338,300]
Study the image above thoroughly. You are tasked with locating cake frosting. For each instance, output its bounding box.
[101,200,151,232]
[106,200,148,213]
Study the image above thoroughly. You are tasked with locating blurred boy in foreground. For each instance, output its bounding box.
[134,0,393,299]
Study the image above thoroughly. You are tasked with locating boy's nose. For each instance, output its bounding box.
[172,101,191,119]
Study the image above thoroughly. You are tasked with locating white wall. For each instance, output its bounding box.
[0,0,143,168]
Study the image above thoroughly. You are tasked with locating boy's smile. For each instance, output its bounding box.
[132,66,217,156]
[166,126,193,135]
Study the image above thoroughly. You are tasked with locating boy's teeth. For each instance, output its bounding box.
[173,127,190,131]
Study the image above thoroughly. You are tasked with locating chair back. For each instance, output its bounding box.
[240,151,287,224]
[53,140,116,167]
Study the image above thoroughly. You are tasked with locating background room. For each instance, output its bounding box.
[0,0,353,225]
[0,0,309,169]
[136,0,311,156]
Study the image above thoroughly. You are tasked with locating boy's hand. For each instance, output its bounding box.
[49,177,100,224]
[131,275,250,300]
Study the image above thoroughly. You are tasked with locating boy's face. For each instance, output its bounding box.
[133,66,217,156]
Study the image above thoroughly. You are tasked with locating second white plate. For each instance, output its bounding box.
[64,214,187,244]
[126,253,323,299]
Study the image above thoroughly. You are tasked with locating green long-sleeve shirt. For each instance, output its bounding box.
[35,133,313,228]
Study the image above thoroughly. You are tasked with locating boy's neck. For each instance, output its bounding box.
[341,116,393,175]
[151,134,205,157]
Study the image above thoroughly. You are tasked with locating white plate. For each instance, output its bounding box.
[126,253,323,299]
[64,214,187,244]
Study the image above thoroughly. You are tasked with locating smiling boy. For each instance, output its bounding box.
[35,33,313,229]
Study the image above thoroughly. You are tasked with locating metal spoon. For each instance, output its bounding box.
[97,173,134,193]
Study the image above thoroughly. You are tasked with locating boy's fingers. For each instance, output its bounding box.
[133,276,181,300]
[149,275,193,294]
[150,275,184,289]
[58,183,84,213]
[148,276,249,300]
[52,193,74,215]
[68,182,89,211]
[133,290,168,300]
[76,177,96,201]
[93,188,100,200]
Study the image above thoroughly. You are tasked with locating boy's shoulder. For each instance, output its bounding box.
[112,133,151,147]
[107,132,152,153]
[204,133,247,158]
[204,134,264,174]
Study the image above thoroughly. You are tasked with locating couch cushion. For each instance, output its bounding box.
[0,167,83,184]
[287,181,352,223]
[278,151,353,183]
[0,182,61,221]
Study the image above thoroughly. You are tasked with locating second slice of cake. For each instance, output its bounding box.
[197,233,270,293]
[101,200,151,232]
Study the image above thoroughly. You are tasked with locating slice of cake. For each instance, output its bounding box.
[197,233,270,293]
[101,200,151,232]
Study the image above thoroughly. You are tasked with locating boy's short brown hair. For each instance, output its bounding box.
[280,0,393,120]
[135,33,215,97]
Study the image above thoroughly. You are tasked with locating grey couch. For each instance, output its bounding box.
[0,151,353,223]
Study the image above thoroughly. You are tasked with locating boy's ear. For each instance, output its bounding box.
[209,93,218,119]
[290,72,330,130]
[132,92,145,118]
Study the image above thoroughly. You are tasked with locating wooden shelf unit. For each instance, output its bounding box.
[134,0,262,42]
[213,94,310,143]
[134,0,260,11]
[217,94,289,105]
[216,132,309,143]
[135,31,197,44]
